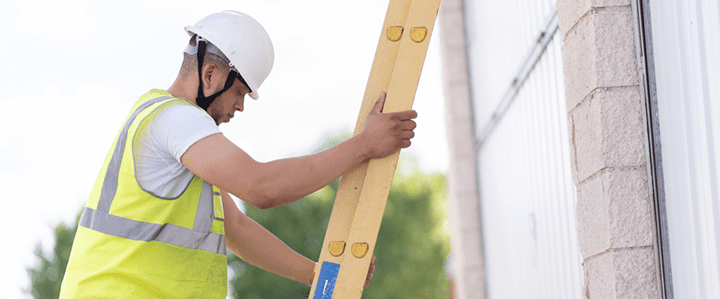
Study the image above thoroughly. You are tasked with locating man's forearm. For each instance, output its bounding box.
[223,191,316,284]
[183,133,371,210]
[250,133,371,208]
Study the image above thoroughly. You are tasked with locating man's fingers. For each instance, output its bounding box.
[389,109,418,121]
[370,93,419,118]
[405,110,418,119]
[401,130,415,140]
[369,91,418,120]
[364,255,378,289]
[401,120,417,131]
[371,91,387,114]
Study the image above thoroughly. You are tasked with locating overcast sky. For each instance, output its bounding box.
[0,0,448,297]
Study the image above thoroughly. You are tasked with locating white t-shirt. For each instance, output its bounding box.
[133,102,221,199]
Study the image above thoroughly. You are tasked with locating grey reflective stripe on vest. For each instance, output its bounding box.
[97,96,172,213]
[81,96,226,255]
[194,181,216,231]
[79,206,226,254]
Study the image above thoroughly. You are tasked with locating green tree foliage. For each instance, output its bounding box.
[363,171,450,299]
[228,134,451,299]
[26,216,79,299]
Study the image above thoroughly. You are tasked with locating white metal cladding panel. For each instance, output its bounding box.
[476,35,583,299]
[649,0,720,298]
[464,0,556,130]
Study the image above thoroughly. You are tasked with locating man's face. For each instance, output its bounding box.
[207,77,249,125]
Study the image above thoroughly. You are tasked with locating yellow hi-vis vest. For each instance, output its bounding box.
[60,90,227,298]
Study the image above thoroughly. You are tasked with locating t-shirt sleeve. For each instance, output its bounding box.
[149,103,222,162]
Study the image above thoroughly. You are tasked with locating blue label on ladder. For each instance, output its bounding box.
[314,262,341,299]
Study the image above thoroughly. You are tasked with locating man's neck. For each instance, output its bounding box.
[167,77,198,105]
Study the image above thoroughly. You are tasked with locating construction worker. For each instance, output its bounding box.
[59,10,416,298]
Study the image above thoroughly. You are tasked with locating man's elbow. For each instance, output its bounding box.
[239,176,293,209]
[244,191,284,210]
[251,199,276,210]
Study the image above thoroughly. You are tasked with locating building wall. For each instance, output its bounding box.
[463,0,585,297]
[648,0,720,297]
[441,0,664,298]
[441,0,584,298]
[443,0,720,298]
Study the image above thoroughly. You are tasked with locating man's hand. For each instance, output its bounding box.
[364,255,378,288]
[360,92,418,159]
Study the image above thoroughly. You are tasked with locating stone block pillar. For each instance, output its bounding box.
[557,0,659,297]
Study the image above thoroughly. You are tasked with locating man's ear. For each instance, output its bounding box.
[201,62,220,94]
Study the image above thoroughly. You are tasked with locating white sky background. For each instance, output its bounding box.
[0,0,448,297]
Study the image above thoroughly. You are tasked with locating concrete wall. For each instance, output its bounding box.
[556,0,659,297]
[438,0,486,298]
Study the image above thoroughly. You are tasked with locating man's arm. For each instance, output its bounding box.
[222,190,316,284]
[182,92,417,209]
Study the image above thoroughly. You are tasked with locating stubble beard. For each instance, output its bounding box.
[207,105,223,126]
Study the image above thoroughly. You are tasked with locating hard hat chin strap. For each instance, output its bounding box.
[195,39,237,111]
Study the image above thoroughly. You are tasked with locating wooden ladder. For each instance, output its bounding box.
[308,0,442,298]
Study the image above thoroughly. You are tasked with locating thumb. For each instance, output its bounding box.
[370,91,387,114]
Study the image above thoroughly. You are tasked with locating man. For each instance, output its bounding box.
[59,10,417,298]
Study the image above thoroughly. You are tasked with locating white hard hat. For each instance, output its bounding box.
[185,10,274,100]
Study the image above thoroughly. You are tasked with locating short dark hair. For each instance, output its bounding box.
[179,35,230,78]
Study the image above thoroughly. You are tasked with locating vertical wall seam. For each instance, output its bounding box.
[630,0,673,297]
